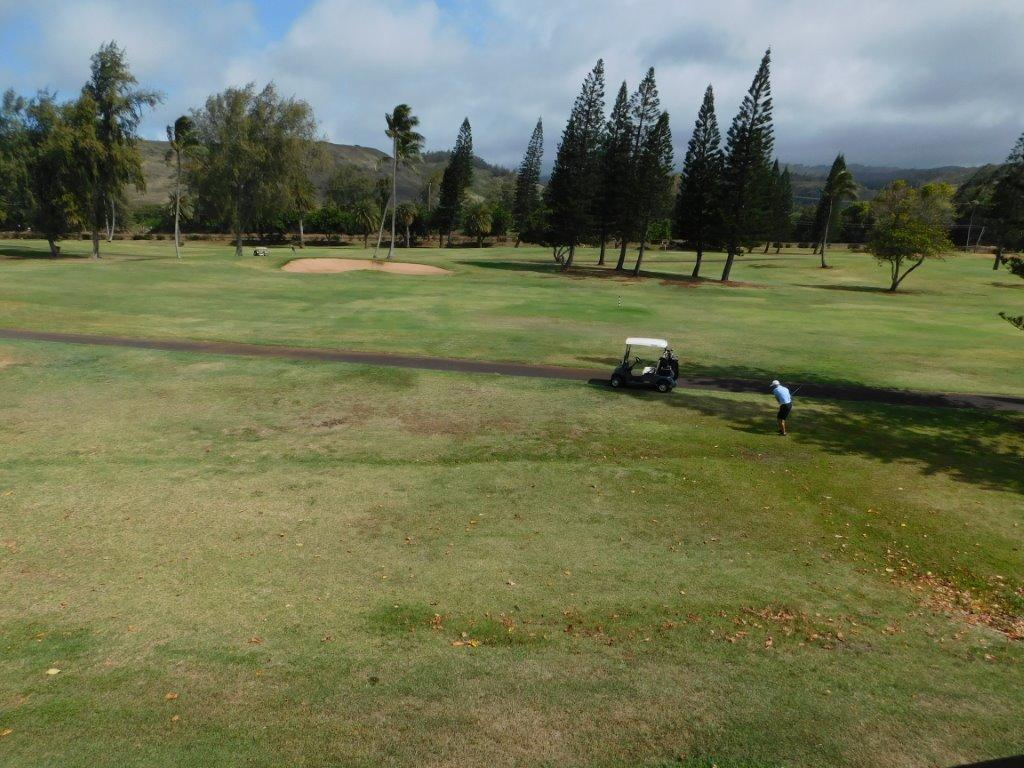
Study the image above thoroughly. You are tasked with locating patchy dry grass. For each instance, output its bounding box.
[0,341,1021,767]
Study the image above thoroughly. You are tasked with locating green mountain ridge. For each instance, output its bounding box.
[134,139,514,209]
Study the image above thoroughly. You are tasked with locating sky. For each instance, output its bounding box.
[1,0,1022,170]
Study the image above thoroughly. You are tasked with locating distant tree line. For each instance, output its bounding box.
[0,39,993,300]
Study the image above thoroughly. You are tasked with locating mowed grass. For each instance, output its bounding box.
[0,239,1021,397]
[0,341,1021,768]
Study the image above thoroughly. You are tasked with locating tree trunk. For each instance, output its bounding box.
[563,243,575,269]
[91,227,100,259]
[615,238,628,271]
[993,248,1003,271]
[387,140,398,260]
[632,221,649,277]
[763,240,770,254]
[438,231,443,248]
[173,153,182,259]
[373,191,391,258]
[298,217,305,249]
[363,232,369,248]
[108,196,116,242]
[234,197,243,257]
[598,225,607,265]
[775,243,782,254]
[820,199,833,268]
[405,223,411,248]
[514,234,521,248]
[47,238,60,257]
[692,243,703,279]
[721,245,736,282]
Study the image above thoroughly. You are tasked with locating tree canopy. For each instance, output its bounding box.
[868,180,954,292]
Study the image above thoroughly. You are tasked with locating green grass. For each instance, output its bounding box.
[0,239,1021,396]
[0,239,1022,766]
[0,341,1021,767]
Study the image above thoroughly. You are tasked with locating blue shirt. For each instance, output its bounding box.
[772,385,792,405]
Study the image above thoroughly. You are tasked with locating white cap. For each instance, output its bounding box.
[771,380,780,388]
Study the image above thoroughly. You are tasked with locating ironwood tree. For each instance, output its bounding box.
[435,118,474,246]
[597,82,633,266]
[673,84,723,278]
[544,59,605,268]
[512,118,543,247]
[82,42,161,258]
[720,49,774,282]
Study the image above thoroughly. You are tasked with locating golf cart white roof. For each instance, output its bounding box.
[625,337,669,349]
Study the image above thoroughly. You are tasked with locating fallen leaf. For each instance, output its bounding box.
[45,668,60,676]
[0,729,12,738]
[165,692,179,701]
[170,715,180,723]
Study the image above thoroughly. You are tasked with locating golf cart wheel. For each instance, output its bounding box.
[656,381,670,393]
[610,375,623,388]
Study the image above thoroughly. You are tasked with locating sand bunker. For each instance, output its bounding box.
[282,258,450,276]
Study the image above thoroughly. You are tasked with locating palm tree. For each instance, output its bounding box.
[353,199,380,248]
[819,162,857,268]
[165,116,198,259]
[396,202,417,247]
[384,104,424,260]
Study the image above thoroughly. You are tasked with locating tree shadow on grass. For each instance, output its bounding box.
[601,382,1024,495]
[459,259,762,287]
[795,283,913,295]
[0,245,87,260]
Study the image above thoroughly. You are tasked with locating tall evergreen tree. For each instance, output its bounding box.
[988,132,1024,262]
[82,42,161,258]
[630,110,674,276]
[512,117,543,247]
[720,49,774,282]
[435,118,474,246]
[765,160,793,253]
[544,59,605,268]
[673,84,723,279]
[615,68,662,271]
[597,82,633,266]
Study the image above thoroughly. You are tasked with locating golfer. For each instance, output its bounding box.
[770,379,793,436]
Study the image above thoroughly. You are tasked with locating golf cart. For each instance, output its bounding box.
[610,338,678,393]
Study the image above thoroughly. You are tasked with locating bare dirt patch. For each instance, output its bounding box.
[281,258,451,276]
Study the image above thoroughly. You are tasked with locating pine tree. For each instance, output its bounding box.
[673,84,723,279]
[769,162,793,253]
[435,118,474,246]
[988,132,1024,263]
[720,49,774,282]
[615,68,662,271]
[596,82,633,266]
[631,110,674,276]
[512,118,543,247]
[544,59,605,268]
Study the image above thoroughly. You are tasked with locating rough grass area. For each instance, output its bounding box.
[0,343,1021,768]
[0,239,1021,397]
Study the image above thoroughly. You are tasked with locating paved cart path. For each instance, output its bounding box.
[2,327,1022,413]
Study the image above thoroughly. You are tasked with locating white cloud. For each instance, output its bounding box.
[2,0,1023,167]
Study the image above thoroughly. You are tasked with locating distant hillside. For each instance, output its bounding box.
[133,139,514,208]
[786,162,981,204]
